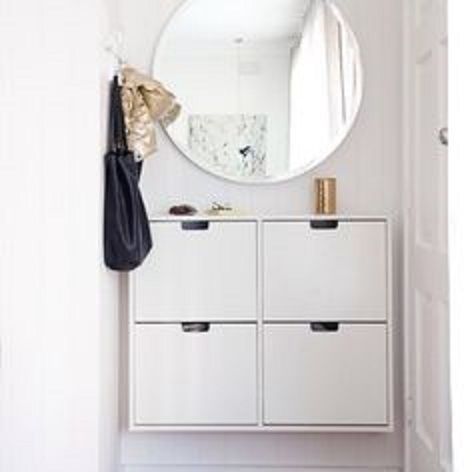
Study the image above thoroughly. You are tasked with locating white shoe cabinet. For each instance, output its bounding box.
[128,216,393,432]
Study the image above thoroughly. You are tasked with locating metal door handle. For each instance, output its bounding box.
[310,220,339,230]
[310,322,340,332]
[181,221,210,231]
[439,127,448,146]
[181,322,211,333]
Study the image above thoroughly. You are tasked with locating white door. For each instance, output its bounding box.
[405,0,451,470]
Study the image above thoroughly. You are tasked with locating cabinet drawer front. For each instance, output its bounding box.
[263,324,388,425]
[134,324,257,425]
[134,221,257,321]
[263,221,388,321]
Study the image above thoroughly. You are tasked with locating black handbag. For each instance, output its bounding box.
[104,76,153,271]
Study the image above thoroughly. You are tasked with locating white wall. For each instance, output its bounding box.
[0,0,120,471]
[119,0,404,471]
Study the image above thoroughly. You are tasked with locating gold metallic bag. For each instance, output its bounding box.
[121,67,181,159]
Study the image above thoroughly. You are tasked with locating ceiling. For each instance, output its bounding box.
[163,0,311,45]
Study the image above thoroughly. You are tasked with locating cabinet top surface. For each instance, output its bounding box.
[149,215,389,223]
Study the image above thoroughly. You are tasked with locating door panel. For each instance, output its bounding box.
[263,220,388,321]
[263,323,388,425]
[406,0,450,470]
[134,221,257,321]
[133,324,257,425]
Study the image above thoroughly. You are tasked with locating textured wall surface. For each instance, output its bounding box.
[0,1,120,470]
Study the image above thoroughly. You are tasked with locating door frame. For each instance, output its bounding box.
[402,1,414,469]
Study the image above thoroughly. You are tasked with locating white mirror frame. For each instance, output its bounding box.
[153,0,364,184]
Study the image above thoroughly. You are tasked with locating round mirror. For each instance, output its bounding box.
[154,0,363,183]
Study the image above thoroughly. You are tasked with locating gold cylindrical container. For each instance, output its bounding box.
[315,178,337,215]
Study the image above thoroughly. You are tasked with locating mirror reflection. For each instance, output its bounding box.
[154,0,363,182]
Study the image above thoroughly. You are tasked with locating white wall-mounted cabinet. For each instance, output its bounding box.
[129,216,392,432]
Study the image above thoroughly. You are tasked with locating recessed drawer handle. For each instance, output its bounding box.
[310,220,339,230]
[181,322,211,333]
[181,221,210,231]
[310,322,340,332]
